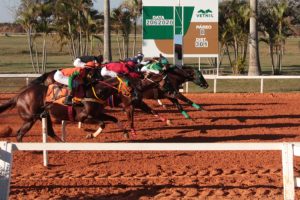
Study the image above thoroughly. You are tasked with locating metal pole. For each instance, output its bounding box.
[42,118,48,167]
[198,57,201,71]
[26,77,29,86]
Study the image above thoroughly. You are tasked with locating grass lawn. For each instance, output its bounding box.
[0,34,300,93]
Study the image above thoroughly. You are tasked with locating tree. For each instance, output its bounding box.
[258,0,293,74]
[53,0,102,59]
[103,0,112,62]
[122,0,142,56]
[17,0,53,73]
[219,0,250,74]
[248,0,261,76]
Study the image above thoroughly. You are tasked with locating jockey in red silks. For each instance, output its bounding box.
[101,61,140,78]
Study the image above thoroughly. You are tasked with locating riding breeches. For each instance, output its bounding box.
[140,66,160,74]
[101,67,118,78]
[54,70,69,86]
[73,58,86,68]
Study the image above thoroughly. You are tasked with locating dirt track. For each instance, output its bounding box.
[1,93,300,199]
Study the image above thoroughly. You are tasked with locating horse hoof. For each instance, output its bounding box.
[166,119,172,126]
[86,134,93,139]
[123,132,129,139]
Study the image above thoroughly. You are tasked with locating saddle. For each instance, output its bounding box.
[46,77,85,105]
[45,83,69,104]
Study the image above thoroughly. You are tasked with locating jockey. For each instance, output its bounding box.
[101,61,140,78]
[125,51,144,65]
[140,57,173,92]
[73,55,103,68]
[140,57,169,74]
[101,61,141,100]
[54,61,96,105]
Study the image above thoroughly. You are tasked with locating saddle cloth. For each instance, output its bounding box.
[45,84,69,105]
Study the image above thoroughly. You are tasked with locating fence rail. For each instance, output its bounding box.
[1,74,300,93]
[0,141,300,200]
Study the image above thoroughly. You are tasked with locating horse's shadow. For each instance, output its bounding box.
[129,133,297,143]
[137,122,300,133]
[210,114,300,123]
[11,184,282,200]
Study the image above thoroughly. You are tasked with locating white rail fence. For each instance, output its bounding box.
[0,141,300,200]
[1,74,300,93]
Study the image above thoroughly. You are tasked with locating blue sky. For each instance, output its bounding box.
[0,0,124,23]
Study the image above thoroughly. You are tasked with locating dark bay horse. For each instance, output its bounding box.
[141,65,209,119]
[0,75,134,142]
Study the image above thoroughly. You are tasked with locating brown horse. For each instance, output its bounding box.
[0,75,135,142]
[30,69,173,128]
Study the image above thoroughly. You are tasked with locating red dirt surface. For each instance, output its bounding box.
[1,93,300,199]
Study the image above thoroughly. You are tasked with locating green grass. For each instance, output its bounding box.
[0,34,300,93]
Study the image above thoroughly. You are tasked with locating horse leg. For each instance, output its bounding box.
[176,93,205,111]
[168,97,193,120]
[45,114,63,142]
[99,113,129,139]
[157,99,167,109]
[16,119,36,142]
[124,104,136,136]
[137,100,172,126]
[86,121,105,139]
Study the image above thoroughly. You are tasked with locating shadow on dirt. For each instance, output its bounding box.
[130,134,297,143]
[10,184,282,200]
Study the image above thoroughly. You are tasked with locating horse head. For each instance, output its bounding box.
[177,66,209,89]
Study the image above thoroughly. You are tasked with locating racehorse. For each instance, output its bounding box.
[30,68,173,134]
[0,74,135,142]
[141,65,209,119]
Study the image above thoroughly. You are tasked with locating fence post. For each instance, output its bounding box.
[42,118,48,167]
[26,77,29,86]
[214,78,217,93]
[260,78,264,93]
[185,82,189,93]
[0,141,13,200]
[282,143,295,200]
[61,120,66,142]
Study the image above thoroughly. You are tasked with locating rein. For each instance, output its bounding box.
[91,76,131,100]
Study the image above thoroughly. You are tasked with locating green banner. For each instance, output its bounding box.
[143,6,174,39]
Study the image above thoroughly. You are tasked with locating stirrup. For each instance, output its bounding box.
[64,96,73,106]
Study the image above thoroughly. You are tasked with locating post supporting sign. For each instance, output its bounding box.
[142,0,219,66]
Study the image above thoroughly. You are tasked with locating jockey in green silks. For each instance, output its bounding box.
[140,57,169,74]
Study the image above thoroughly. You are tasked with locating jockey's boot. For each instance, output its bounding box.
[64,95,73,105]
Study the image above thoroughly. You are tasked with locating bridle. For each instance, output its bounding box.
[91,76,132,100]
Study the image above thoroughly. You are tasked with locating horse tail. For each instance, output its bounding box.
[0,96,17,114]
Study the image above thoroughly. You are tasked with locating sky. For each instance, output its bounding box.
[0,0,124,23]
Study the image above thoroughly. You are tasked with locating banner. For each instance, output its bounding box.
[142,0,218,58]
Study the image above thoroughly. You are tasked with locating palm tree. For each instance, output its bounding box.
[248,0,261,76]
[258,0,293,75]
[103,0,112,62]
[122,0,142,56]
[219,0,250,74]
[35,1,53,73]
[17,0,38,73]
